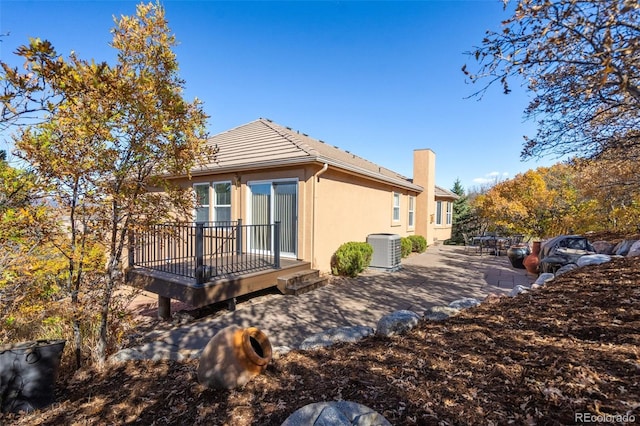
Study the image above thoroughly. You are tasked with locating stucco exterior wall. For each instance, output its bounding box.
[179,164,421,273]
[312,167,419,272]
[432,226,453,243]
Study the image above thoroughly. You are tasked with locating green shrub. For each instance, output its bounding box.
[331,242,373,277]
[400,237,412,258]
[408,235,427,253]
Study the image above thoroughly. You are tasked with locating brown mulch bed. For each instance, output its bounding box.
[3,257,640,425]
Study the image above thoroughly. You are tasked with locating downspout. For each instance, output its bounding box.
[316,162,328,182]
[312,163,329,269]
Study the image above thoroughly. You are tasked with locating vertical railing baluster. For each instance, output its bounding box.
[133,220,284,280]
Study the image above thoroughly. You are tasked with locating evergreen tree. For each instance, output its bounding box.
[450,179,477,244]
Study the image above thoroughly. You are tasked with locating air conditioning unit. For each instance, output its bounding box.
[366,233,402,271]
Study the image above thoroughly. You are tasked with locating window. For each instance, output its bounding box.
[408,196,415,228]
[194,184,209,222]
[213,182,231,222]
[392,192,401,222]
[194,182,232,222]
[435,200,452,226]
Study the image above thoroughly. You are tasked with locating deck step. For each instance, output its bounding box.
[277,269,328,296]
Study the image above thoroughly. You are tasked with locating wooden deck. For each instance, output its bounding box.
[126,258,311,309]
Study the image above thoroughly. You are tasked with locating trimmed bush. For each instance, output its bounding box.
[400,237,412,258]
[331,242,374,277]
[408,235,427,253]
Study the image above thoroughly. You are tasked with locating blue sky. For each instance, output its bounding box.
[1,0,558,192]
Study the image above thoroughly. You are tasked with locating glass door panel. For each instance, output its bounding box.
[274,182,297,256]
[248,181,298,257]
[249,183,271,252]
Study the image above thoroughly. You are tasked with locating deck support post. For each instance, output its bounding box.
[274,221,281,269]
[195,222,205,285]
[236,219,243,255]
[158,295,171,320]
[127,230,135,268]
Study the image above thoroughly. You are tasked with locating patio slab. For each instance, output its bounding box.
[119,244,537,359]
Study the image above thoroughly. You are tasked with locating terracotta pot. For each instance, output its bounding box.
[197,325,272,389]
[523,241,542,275]
[507,244,531,269]
[0,339,66,413]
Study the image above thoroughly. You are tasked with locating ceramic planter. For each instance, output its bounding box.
[507,244,531,269]
[523,241,542,275]
[197,325,272,389]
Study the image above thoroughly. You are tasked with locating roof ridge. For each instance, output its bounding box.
[259,118,320,157]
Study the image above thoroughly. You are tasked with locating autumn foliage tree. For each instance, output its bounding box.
[3,2,209,365]
[472,162,640,238]
[473,165,580,238]
[464,0,640,184]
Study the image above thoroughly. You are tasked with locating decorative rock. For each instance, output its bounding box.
[591,241,615,255]
[555,263,579,276]
[424,306,460,321]
[576,254,612,267]
[448,297,481,310]
[531,283,542,290]
[627,240,640,257]
[375,310,420,337]
[508,285,529,297]
[109,343,186,363]
[299,326,374,350]
[614,240,637,256]
[534,273,555,286]
[483,293,503,304]
[281,401,392,426]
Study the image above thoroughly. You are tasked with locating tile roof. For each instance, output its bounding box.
[194,118,422,191]
[435,185,459,199]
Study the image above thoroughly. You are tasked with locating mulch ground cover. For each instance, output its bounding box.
[3,256,639,425]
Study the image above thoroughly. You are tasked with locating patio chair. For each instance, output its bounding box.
[462,233,481,254]
[495,238,510,256]
[510,234,525,245]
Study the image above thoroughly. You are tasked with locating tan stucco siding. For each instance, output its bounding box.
[172,162,426,273]
[431,197,455,243]
[432,227,453,242]
[312,168,419,272]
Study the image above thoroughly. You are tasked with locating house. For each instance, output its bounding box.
[127,118,456,315]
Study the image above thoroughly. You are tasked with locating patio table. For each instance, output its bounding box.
[472,236,510,255]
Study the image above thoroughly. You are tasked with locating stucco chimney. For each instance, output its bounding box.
[413,149,436,243]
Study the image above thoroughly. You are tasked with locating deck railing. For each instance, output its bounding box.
[128,220,281,284]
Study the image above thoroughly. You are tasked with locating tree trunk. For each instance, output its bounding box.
[95,256,119,366]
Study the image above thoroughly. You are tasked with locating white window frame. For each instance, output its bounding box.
[193,183,210,223]
[436,200,443,225]
[392,192,401,223]
[212,181,232,222]
[408,195,415,229]
[446,201,452,225]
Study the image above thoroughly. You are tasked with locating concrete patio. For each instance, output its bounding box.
[118,244,536,361]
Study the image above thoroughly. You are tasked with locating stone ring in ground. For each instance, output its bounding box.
[281,401,391,425]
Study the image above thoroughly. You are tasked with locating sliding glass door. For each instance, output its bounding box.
[248,181,298,257]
